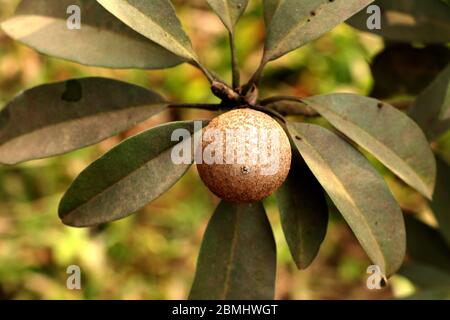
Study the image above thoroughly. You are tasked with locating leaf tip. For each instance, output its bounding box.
[58,210,88,228]
[294,258,313,271]
[58,199,75,226]
[420,180,436,201]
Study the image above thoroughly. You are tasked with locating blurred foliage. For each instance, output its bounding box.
[370,44,450,99]
[0,0,448,300]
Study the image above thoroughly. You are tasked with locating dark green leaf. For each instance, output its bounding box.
[263,0,373,62]
[400,262,450,289]
[430,156,450,246]
[207,0,249,32]
[348,0,450,44]
[370,44,450,99]
[0,0,183,69]
[97,0,198,62]
[189,201,276,300]
[288,123,405,276]
[275,150,328,269]
[59,121,206,227]
[0,77,167,165]
[404,214,450,272]
[304,93,436,199]
[409,64,450,141]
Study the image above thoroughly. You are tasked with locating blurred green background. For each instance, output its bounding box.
[0,0,446,299]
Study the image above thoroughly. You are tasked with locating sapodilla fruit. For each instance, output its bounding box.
[197,108,291,203]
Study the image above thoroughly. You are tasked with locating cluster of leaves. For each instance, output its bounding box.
[351,0,450,299]
[0,0,448,299]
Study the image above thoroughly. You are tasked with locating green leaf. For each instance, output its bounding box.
[0,0,183,69]
[430,156,450,246]
[400,262,450,289]
[275,150,328,269]
[189,201,276,300]
[207,0,249,32]
[348,0,450,44]
[404,214,450,272]
[0,77,167,165]
[409,64,450,142]
[288,122,405,276]
[97,0,198,62]
[303,93,436,199]
[263,0,374,62]
[59,121,206,227]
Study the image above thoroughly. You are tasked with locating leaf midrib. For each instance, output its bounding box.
[0,103,166,148]
[61,131,192,219]
[222,205,241,299]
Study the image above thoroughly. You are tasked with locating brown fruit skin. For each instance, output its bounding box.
[197,108,291,203]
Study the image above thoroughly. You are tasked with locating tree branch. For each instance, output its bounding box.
[168,103,222,111]
[229,31,240,90]
[168,102,286,123]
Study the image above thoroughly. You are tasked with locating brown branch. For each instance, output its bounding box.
[229,31,240,90]
[168,102,286,123]
[168,103,221,111]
